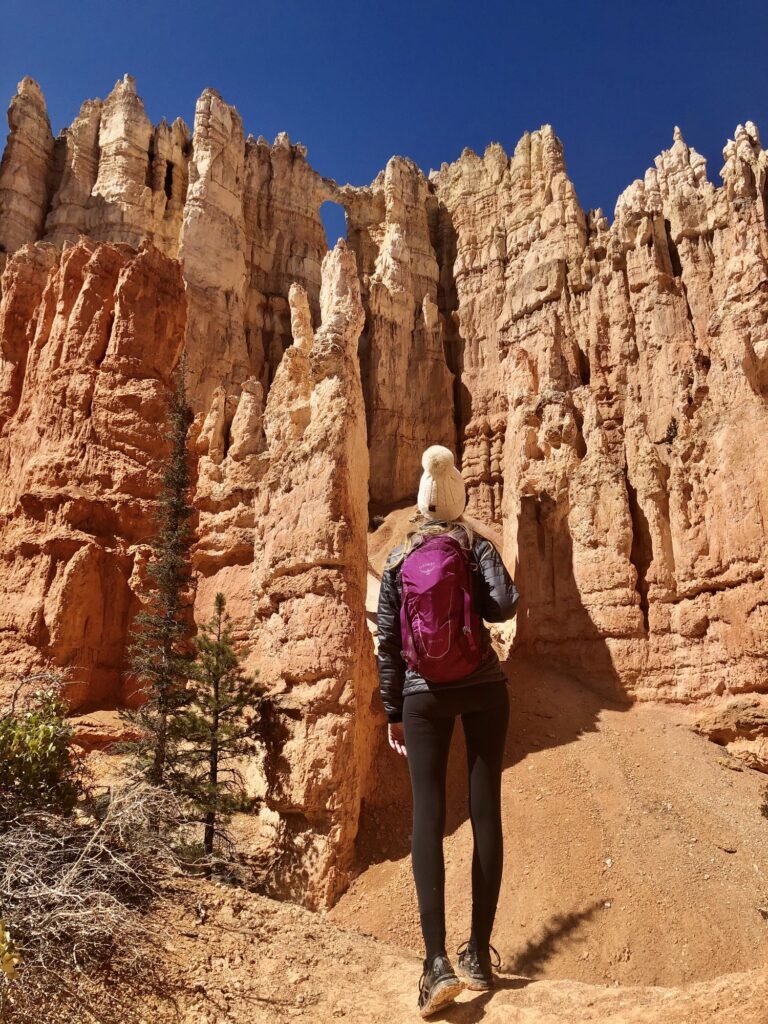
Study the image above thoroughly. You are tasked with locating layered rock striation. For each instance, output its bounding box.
[1,77,766,702]
[0,237,186,706]
[250,240,377,907]
[429,123,768,700]
[2,74,768,904]
[0,77,456,483]
[340,158,456,502]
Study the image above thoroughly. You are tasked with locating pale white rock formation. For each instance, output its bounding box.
[250,240,377,909]
[179,88,249,406]
[179,90,334,410]
[43,99,103,246]
[42,76,191,256]
[341,157,456,503]
[0,79,54,268]
[242,130,331,390]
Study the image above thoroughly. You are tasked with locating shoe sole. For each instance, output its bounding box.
[419,976,464,1018]
[455,963,493,991]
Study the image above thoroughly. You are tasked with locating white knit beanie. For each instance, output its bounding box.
[417,445,467,522]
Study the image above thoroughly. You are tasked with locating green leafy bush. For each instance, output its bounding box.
[0,685,84,819]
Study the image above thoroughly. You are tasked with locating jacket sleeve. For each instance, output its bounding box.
[473,537,520,622]
[376,564,406,724]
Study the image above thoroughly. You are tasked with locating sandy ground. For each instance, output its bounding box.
[105,653,768,1024]
[135,875,768,1024]
[332,656,768,988]
[56,507,768,1021]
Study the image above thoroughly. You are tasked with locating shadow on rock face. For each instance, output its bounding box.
[352,495,631,872]
[351,650,628,874]
[512,493,630,707]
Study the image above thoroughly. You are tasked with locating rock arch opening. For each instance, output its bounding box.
[320,200,347,248]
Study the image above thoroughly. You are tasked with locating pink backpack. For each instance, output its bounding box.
[399,533,485,682]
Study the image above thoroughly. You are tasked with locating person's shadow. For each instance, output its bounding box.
[404,899,607,1021]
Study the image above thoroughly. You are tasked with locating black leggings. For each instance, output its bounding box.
[402,678,509,959]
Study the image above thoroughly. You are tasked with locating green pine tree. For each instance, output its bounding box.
[121,357,196,786]
[173,593,262,863]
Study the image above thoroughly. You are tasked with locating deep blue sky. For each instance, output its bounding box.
[2,0,767,243]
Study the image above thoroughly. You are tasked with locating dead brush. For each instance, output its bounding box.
[0,781,187,1023]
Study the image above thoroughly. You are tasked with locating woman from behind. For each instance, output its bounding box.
[376,445,519,1017]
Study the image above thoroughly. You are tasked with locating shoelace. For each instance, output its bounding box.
[456,940,501,969]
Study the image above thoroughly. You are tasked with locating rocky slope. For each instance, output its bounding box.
[1,75,768,908]
[68,659,768,1023]
[330,658,768,988]
[131,874,768,1024]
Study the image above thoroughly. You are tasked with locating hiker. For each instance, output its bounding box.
[376,445,519,1018]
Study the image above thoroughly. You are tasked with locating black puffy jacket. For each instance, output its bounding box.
[376,531,519,723]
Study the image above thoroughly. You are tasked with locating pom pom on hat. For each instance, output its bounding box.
[417,444,467,522]
[421,445,457,476]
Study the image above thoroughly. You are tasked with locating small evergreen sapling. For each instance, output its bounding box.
[174,593,262,861]
[121,358,196,786]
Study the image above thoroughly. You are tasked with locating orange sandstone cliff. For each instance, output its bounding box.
[1,75,767,906]
[0,238,186,707]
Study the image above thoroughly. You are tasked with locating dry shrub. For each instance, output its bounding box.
[0,782,186,1023]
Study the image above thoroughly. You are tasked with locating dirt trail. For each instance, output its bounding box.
[331,656,768,989]
[72,662,768,1023]
[71,509,768,1021]
[134,872,768,1024]
[88,657,768,1022]
[143,874,767,1024]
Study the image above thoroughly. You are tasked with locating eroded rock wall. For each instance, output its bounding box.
[0,75,190,265]
[341,158,456,502]
[0,78,55,270]
[2,75,767,709]
[179,89,333,410]
[0,77,456,477]
[430,124,768,700]
[0,238,186,706]
[191,376,268,645]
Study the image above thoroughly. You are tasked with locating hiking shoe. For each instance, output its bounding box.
[417,952,464,1018]
[455,939,502,990]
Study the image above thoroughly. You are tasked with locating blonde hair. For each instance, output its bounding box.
[384,516,475,571]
